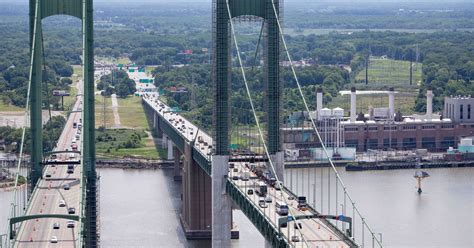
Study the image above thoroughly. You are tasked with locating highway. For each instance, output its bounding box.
[14,81,84,247]
[143,93,352,247]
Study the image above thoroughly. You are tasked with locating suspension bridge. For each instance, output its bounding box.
[3,0,383,247]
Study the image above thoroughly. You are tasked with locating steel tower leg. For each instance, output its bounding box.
[83,0,97,246]
[29,2,43,190]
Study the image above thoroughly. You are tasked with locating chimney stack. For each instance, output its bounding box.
[350,87,357,122]
[388,87,395,120]
[316,87,323,120]
[426,90,433,120]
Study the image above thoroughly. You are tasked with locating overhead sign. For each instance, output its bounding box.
[52,90,70,97]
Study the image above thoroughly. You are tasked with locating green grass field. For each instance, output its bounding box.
[117,96,148,129]
[0,102,23,112]
[355,57,422,90]
[96,129,162,159]
[95,96,114,128]
[72,65,83,79]
[326,92,417,115]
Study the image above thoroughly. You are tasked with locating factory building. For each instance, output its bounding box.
[283,88,474,158]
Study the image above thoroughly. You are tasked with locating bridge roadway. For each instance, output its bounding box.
[14,82,84,247]
[143,93,353,247]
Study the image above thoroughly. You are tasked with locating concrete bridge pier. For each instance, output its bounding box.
[270,151,285,183]
[173,146,182,181]
[167,139,174,160]
[162,133,168,149]
[212,155,232,247]
[180,142,212,239]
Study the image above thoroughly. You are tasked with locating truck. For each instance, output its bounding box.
[256,182,267,197]
[297,196,308,211]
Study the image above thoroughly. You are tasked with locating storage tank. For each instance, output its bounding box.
[320,108,332,118]
[332,107,344,118]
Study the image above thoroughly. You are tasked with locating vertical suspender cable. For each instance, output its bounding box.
[269,0,383,246]
[6,0,39,243]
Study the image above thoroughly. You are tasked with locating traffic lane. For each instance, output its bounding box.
[232,163,349,247]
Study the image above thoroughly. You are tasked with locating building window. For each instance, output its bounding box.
[402,138,416,149]
[468,104,471,119]
[441,137,455,149]
[421,137,436,149]
[368,126,378,131]
[383,126,397,131]
[367,139,378,149]
[442,124,454,129]
[383,138,397,148]
[344,127,358,132]
[422,125,435,130]
[402,125,417,130]
[345,140,358,148]
[460,104,463,119]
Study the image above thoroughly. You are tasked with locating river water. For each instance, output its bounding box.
[1,167,473,247]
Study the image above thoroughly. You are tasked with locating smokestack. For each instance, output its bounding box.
[350,87,357,122]
[316,87,323,120]
[426,90,433,120]
[388,87,395,120]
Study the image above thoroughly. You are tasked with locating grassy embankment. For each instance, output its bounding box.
[95,95,165,160]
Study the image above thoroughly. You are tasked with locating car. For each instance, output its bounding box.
[59,200,66,207]
[53,223,60,229]
[247,189,254,195]
[265,195,272,203]
[68,207,76,214]
[291,236,300,242]
[233,168,238,173]
[229,163,235,169]
[294,222,302,229]
[288,196,295,200]
[50,236,58,243]
[232,175,239,180]
[51,154,57,159]
[258,199,268,208]
[45,174,51,178]
[67,221,75,228]
[67,168,74,174]
[63,184,70,190]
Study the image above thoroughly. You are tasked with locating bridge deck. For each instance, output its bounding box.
[143,93,356,247]
[14,82,84,247]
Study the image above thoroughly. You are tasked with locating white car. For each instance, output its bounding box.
[50,236,58,243]
[59,200,66,207]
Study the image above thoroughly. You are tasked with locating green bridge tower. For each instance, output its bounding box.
[28,0,97,246]
[212,0,283,246]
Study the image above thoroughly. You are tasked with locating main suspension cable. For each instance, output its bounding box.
[6,0,40,242]
[269,0,383,246]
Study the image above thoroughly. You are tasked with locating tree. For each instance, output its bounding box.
[116,83,130,98]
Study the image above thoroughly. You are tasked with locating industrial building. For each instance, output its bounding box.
[283,87,474,160]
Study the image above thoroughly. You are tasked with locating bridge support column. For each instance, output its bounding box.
[154,113,163,139]
[212,155,231,247]
[162,134,168,149]
[167,139,174,160]
[180,142,212,239]
[270,151,284,183]
[173,146,182,181]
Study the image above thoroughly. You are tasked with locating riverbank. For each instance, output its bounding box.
[346,160,474,171]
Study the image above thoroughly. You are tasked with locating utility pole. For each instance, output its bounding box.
[409,49,413,86]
